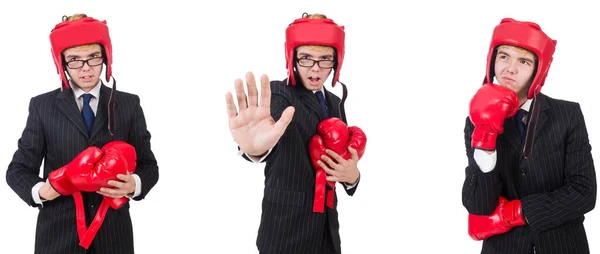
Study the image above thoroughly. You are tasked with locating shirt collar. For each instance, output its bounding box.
[520,99,532,112]
[71,80,102,99]
[312,86,326,97]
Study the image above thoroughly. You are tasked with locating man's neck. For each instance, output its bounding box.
[519,98,527,107]
[70,80,102,97]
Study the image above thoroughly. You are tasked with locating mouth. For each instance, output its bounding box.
[80,75,93,82]
[501,77,516,83]
[308,76,321,84]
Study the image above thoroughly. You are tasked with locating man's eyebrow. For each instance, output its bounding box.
[65,51,102,59]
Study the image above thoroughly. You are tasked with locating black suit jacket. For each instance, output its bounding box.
[6,84,159,254]
[240,79,359,254]
[462,93,597,254]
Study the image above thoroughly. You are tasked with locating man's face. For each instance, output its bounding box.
[295,45,334,91]
[494,45,536,99]
[63,44,104,92]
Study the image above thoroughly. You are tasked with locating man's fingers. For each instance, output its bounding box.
[325,149,345,165]
[225,92,238,119]
[274,106,295,135]
[326,176,342,182]
[96,190,123,199]
[348,147,359,161]
[320,154,341,170]
[99,187,121,196]
[108,180,125,189]
[235,78,248,112]
[246,72,259,107]
[319,160,340,176]
[260,74,271,108]
[116,174,130,181]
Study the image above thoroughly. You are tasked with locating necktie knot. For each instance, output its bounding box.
[315,91,329,118]
[82,93,93,104]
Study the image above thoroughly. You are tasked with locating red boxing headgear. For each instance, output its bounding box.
[285,14,345,87]
[485,18,557,99]
[50,17,113,91]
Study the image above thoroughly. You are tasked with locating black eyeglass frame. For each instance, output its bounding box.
[65,57,104,69]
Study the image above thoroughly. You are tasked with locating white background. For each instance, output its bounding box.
[1,0,598,253]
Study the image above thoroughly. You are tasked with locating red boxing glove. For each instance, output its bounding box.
[309,118,367,213]
[48,146,103,195]
[73,141,137,249]
[69,141,137,192]
[469,83,519,150]
[339,126,367,160]
[315,119,347,190]
[468,196,526,241]
[96,141,138,209]
[317,118,350,154]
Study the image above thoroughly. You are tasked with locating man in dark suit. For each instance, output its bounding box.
[5,13,159,254]
[462,18,597,254]
[225,13,365,254]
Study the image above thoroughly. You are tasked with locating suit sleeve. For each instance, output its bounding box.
[6,97,47,207]
[129,95,159,201]
[520,103,597,232]
[238,81,292,163]
[341,176,360,196]
[462,116,503,215]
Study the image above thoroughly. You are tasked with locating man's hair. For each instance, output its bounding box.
[64,13,88,21]
[62,13,100,52]
[497,45,538,62]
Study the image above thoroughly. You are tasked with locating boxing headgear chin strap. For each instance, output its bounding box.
[484,18,557,159]
[50,16,117,135]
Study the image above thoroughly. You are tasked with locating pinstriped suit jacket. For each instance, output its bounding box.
[462,93,597,254]
[240,79,358,254]
[6,84,159,254]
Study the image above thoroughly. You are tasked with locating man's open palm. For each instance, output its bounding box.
[225,72,295,156]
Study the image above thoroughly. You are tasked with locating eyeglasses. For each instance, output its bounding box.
[297,58,334,69]
[66,57,104,69]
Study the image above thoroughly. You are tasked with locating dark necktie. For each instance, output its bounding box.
[515,109,527,139]
[315,91,329,118]
[82,93,95,135]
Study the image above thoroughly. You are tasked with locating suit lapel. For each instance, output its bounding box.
[89,84,112,139]
[297,85,326,120]
[500,94,550,153]
[56,89,89,137]
[502,117,522,152]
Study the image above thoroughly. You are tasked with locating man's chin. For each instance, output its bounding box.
[497,83,517,93]
[72,79,99,90]
[302,80,324,91]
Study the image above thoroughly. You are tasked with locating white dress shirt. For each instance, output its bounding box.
[473,99,532,173]
[238,86,359,189]
[32,81,142,205]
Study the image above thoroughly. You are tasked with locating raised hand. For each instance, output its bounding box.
[225,72,295,156]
